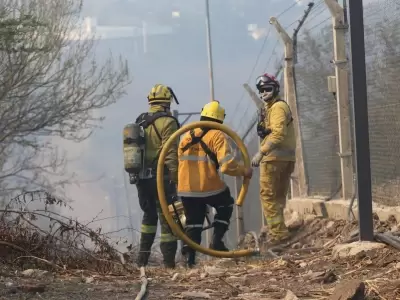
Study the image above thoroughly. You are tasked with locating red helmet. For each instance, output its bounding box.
[256,73,280,101]
[256,73,280,90]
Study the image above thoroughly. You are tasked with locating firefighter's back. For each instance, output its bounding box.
[177,128,226,197]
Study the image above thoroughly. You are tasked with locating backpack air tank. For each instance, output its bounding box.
[123,123,145,184]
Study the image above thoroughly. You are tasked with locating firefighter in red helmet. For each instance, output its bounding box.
[252,73,296,245]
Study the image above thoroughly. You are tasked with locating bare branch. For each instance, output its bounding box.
[0,0,131,196]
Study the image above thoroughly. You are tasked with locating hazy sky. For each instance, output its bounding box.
[60,0,334,246]
[58,0,390,249]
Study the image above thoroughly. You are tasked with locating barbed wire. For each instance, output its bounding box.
[308,15,331,32]
[227,1,303,126]
[234,1,320,132]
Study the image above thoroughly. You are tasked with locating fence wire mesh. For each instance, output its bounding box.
[221,0,400,248]
[363,0,400,206]
[295,18,341,199]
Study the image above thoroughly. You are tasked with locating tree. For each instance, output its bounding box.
[0,0,130,198]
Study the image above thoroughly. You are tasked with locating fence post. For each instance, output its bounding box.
[324,0,354,200]
[243,84,266,228]
[269,17,308,198]
[234,177,245,239]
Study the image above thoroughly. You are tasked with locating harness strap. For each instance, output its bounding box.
[275,99,294,125]
[181,129,220,170]
[135,111,181,167]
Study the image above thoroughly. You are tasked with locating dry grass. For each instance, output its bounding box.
[0,190,136,274]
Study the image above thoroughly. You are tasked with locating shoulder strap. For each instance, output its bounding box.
[273,99,293,126]
[181,129,219,170]
[136,112,181,140]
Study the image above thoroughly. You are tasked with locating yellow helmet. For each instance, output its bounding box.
[147,84,179,105]
[200,100,226,122]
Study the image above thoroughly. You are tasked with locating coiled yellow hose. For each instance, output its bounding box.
[156,121,259,258]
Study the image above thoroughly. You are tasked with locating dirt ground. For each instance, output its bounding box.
[1,217,400,300]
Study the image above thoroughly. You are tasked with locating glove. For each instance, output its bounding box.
[251,151,264,167]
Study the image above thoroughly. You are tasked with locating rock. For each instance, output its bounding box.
[21,269,35,277]
[21,269,49,278]
[299,262,307,268]
[277,259,288,267]
[84,276,94,284]
[332,242,386,258]
[263,271,273,276]
[238,292,275,300]
[204,266,226,276]
[181,291,210,299]
[226,275,249,286]
[326,221,335,229]
[247,267,263,274]
[285,211,303,229]
[13,284,46,294]
[283,290,299,300]
[328,280,366,300]
[291,242,302,249]
[304,270,337,284]
[171,273,179,281]
[304,214,317,223]
[187,269,200,277]
[200,273,208,279]
[214,258,238,268]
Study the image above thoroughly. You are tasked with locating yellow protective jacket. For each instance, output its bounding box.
[177,128,246,197]
[260,97,296,162]
[143,105,179,182]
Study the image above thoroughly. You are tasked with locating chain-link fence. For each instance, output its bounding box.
[295,16,341,199]
[363,0,400,206]
[223,0,400,249]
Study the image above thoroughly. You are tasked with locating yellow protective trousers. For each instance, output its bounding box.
[260,160,295,240]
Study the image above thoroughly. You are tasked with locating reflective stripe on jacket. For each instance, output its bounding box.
[177,128,245,197]
[144,105,179,182]
[260,98,296,162]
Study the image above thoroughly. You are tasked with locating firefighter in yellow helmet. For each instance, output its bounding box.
[251,73,296,245]
[177,100,253,267]
[135,84,180,268]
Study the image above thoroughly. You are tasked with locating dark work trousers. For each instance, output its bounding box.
[136,178,178,268]
[181,187,234,264]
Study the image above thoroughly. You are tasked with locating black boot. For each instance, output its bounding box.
[137,250,150,267]
[209,239,229,251]
[186,249,196,268]
[160,240,177,269]
[210,226,229,251]
[137,232,156,267]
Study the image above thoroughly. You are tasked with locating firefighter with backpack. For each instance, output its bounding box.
[251,73,296,246]
[177,100,253,267]
[123,84,180,268]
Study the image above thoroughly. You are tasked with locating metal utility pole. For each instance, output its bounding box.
[325,0,354,200]
[121,171,136,244]
[269,17,307,198]
[204,0,216,252]
[142,20,147,54]
[347,0,374,241]
[205,0,215,101]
